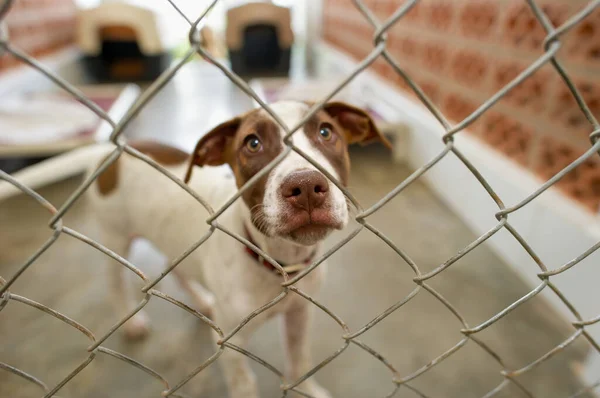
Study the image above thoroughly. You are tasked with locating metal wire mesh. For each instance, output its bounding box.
[1,0,600,397]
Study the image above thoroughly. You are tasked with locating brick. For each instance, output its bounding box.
[535,138,581,182]
[564,6,600,65]
[398,36,419,59]
[492,60,553,113]
[459,0,498,39]
[421,40,448,73]
[402,0,423,25]
[10,0,23,11]
[426,0,454,32]
[398,79,413,94]
[382,1,400,21]
[450,49,488,87]
[503,1,569,52]
[3,0,77,56]
[387,30,405,58]
[394,74,411,93]
[479,112,533,166]
[357,18,375,38]
[534,137,600,211]
[381,61,398,84]
[372,0,390,21]
[441,91,478,126]
[415,76,441,106]
[2,54,19,69]
[390,58,419,94]
[572,161,600,211]
[551,78,600,139]
[370,57,387,76]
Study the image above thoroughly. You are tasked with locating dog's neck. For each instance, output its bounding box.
[238,202,319,265]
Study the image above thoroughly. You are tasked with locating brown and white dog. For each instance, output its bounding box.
[2,101,388,397]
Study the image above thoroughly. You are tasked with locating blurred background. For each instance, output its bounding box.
[1,1,600,397]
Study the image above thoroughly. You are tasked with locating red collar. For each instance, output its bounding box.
[244,226,315,276]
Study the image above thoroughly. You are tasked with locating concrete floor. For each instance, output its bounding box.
[0,61,594,398]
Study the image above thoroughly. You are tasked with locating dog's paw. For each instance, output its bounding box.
[197,294,216,319]
[189,282,216,318]
[301,381,332,398]
[123,312,150,341]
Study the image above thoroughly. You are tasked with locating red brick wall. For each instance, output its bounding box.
[323,0,600,211]
[0,0,77,71]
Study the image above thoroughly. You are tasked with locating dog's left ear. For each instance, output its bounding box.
[323,102,391,148]
[184,117,241,183]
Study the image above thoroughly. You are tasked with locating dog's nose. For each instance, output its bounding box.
[281,170,329,211]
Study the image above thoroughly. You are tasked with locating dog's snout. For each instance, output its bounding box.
[281,170,329,210]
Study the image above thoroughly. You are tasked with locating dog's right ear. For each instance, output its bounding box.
[323,102,391,148]
[184,117,241,183]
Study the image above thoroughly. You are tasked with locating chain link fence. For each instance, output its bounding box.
[1,0,600,397]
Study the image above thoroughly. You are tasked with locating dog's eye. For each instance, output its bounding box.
[245,135,262,153]
[319,124,333,141]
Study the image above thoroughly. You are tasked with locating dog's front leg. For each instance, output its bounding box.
[213,312,260,398]
[283,302,332,398]
[104,232,150,340]
[171,267,215,318]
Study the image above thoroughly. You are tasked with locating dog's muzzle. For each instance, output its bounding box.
[276,169,343,244]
